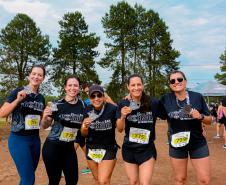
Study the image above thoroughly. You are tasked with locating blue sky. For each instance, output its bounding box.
[0,0,226,88]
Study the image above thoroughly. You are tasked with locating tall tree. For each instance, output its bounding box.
[215,48,226,84]
[100,1,136,98]
[100,2,180,99]
[0,13,51,97]
[51,12,100,94]
[140,10,180,96]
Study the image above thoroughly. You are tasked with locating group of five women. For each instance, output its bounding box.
[0,64,212,185]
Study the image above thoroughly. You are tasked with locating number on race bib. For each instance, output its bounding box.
[88,149,106,163]
[129,127,150,144]
[59,127,77,142]
[171,131,190,148]
[25,115,40,130]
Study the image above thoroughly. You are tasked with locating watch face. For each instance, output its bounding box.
[183,105,192,114]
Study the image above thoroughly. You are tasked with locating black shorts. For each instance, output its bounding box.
[75,130,86,148]
[122,144,156,165]
[169,144,209,159]
[86,144,118,161]
[218,118,225,124]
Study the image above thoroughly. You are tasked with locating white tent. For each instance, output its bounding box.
[190,81,226,97]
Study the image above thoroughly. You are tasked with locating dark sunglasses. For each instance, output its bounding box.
[90,93,103,99]
[169,77,184,84]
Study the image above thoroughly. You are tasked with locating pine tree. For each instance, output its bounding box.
[50,12,100,94]
[0,13,51,97]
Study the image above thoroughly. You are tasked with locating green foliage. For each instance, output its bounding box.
[101,1,136,88]
[0,13,51,97]
[215,48,226,84]
[44,95,59,104]
[50,12,100,94]
[100,1,180,99]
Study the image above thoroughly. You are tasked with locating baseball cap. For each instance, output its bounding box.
[89,84,104,96]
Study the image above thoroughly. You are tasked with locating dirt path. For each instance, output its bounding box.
[0,120,225,185]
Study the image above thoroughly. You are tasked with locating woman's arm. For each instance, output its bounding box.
[0,90,26,118]
[80,118,91,137]
[190,109,212,125]
[40,106,53,129]
[116,106,132,132]
[116,116,126,133]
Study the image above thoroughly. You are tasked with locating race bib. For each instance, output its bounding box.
[171,131,190,148]
[88,149,106,163]
[25,115,40,130]
[129,127,150,144]
[59,127,77,142]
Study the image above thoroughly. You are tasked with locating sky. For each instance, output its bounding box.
[0,0,226,89]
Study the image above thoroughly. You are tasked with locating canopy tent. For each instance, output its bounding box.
[190,81,226,97]
[190,81,226,104]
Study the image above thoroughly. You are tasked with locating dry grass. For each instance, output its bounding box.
[0,118,8,127]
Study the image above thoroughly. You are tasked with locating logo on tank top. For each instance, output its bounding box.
[21,101,44,112]
[90,119,112,131]
[127,112,153,124]
[59,113,83,124]
[168,109,193,120]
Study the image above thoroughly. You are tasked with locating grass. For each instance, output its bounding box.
[0,118,8,127]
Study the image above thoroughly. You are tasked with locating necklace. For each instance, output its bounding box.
[88,104,105,122]
[176,91,190,109]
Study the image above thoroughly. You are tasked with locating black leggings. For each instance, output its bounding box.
[42,139,78,185]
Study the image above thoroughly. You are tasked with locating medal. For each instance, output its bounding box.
[48,102,58,112]
[183,104,192,114]
[129,100,140,110]
[24,86,32,94]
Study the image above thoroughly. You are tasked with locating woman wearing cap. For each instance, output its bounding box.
[81,84,118,185]
[159,70,211,185]
[116,74,160,185]
[0,65,46,185]
[41,75,85,185]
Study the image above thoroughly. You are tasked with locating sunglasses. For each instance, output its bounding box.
[169,77,184,84]
[90,93,103,99]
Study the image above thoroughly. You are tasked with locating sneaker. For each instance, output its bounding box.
[81,168,91,174]
[213,135,220,139]
[223,144,226,149]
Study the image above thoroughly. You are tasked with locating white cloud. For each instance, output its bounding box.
[0,0,225,85]
[0,0,60,42]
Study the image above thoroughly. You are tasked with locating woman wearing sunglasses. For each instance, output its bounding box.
[81,84,118,185]
[41,75,85,185]
[116,74,159,185]
[0,65,46,185]
[159,70,212,185]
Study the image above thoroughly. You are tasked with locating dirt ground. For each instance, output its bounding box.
[0,120,226,185]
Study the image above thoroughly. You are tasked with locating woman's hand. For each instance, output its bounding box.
[190,108,203,120]
[82,117,91,129]
[42,106,52,120]
[81,117,91,137]
[121,106,132,118]
[16,90,27,103]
